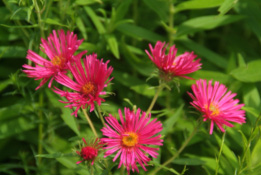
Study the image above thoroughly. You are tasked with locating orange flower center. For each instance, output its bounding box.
[51,55,64,67]
[81,82,96,96]
[206,102,220,117]
[122,132,138,147]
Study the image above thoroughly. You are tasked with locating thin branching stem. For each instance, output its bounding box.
[82,108,98,138]
[215,131,226,175]
[96,104,106,126]
[150,120,202,175]
[146,83,165,116]
[37,92,43,164]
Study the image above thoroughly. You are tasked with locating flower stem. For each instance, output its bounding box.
[146,83,164,116]
[37,92,43,164]
[215,131,226,175]
[168,0,175,46]
[96,104,106,126]
[33,0,45,38]
[238,114,261,174]
[82,108,98,138]
[150,120,201,175]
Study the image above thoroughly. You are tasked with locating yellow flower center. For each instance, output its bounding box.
[81,82,96,96]
[51,55,64,67]
[122,132,138,147]
[206,102,220,117]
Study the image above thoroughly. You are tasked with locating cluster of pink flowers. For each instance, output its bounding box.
[23,30,113,117]
[146,41,246,135]
[23,30,246,174]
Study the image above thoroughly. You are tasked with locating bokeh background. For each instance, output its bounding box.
[0,0,261,175]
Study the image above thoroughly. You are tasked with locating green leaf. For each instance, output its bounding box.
[0,24,38,28]
[46,90,80,136]
[173,158,206,165]
[36,153,74,158]
[251,139,261,168]
[131,84,161,97]
[84,6,106,34]
[200,157,223,173]
[162,104,184,135]
[237,53,246,67]
[152,160,181,175]
[143,0,169,21]
[0,46,26,58]
[78,42,97,53]
[214,133,238,169]
[113,70,144,87]
[177,38,227,69]
[44,18,68,27]
[176,15,244,37]
[190,70,231,84]
[0,116,36,139]
[76,17,87,40]
[231,60,261,82]
[117,23,165,42]
[175,0,224,13]
[105,34,119,59]
[121,41,154,76]
[0,79,12,92]
[218,0,238,16]
[242,107,260,118]
[74,0,102,5]
[235,0,261,41]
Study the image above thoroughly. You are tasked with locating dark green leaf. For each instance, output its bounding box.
[175,0,224,13]
[176,15,244,37]
[231,60,261,82]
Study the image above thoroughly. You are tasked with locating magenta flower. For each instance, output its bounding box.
[101,108,163,174]
[145,41,201,81]
[23,30,86,90]
[188,79,246,134]
[76,138,103,165]
[53,53,113,117]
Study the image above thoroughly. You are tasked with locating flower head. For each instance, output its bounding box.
[23,30,86,90]
[188,79,246,134]
[53,53,113,117]
[76,138,103,165]
[101,108,163,174]
[145,41,201,81]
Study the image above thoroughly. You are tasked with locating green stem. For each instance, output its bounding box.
[146,83,164,116]
[38,92,43,164]
[96,104,106,126]
[150,120,201,175]
[215,131,226,175]
[33,0,45,38]
[168,0,175,46]
[238,114,261,174]
[82,108,98,138]
[120,165,125,175]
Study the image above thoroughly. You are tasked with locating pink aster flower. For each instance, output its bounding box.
[76,138,103,165]
[145,41,201,81]
[101,108,163,174]
[22,29,86,90]
[188,79,246,134]
[53,53,113,117]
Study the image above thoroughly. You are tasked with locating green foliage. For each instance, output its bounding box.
[0,0,261,175]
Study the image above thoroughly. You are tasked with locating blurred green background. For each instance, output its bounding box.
[0,0,261,175]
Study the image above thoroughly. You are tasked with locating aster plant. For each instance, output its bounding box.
[53,53,113,117]
[23,30,86,90]
[145,41,202,82]
[76,137,103,166]
[21,28,249,175]
[188,79,246,134]
[101,108,163,174]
